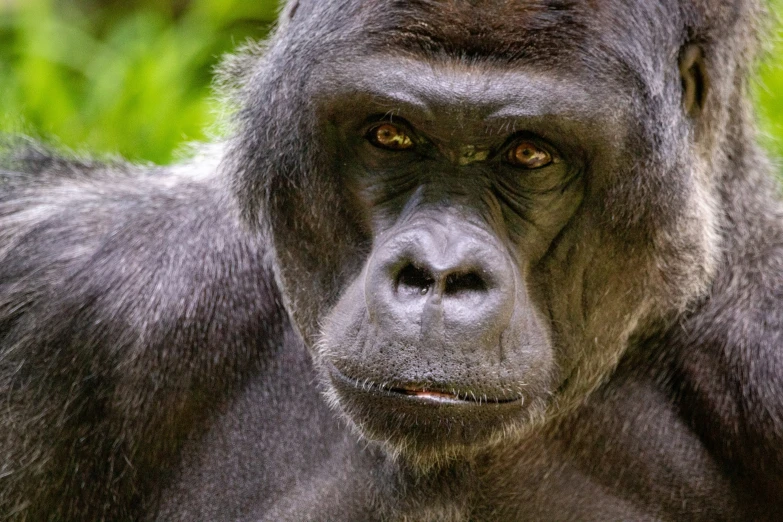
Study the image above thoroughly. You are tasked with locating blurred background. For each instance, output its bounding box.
[0,0,782,166]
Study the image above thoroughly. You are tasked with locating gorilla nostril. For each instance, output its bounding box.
[394,262,489,298]
[444,271,487,295]
[396,263,435,295]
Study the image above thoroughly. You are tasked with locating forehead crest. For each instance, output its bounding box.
[363,0,589,61]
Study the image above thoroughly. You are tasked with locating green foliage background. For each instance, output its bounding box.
[0,0,278,164]
[1,0,783,165]
[757,0,783,163]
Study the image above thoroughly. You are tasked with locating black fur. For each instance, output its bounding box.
[1,0,782,520]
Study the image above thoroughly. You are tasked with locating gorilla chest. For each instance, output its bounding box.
[157,360,745,522]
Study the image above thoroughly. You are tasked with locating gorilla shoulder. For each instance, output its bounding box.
[0,143,283,520]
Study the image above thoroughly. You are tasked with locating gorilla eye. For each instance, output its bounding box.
[367,123,414,151]
[507,141,552,169]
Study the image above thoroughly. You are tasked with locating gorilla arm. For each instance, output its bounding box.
[0,145,282,520]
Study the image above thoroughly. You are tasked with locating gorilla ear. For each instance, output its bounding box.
[679,44,709,117]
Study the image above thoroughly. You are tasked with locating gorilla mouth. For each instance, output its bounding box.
[391,385,521,405]
[327,364,523,406]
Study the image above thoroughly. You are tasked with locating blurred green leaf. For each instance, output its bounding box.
[755,0,783,163]
[0,0,278,163]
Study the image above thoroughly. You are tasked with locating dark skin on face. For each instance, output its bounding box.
[312,56,620,456]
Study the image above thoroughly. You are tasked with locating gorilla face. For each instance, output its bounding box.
[243,1,719,463]
[314,58,593,457]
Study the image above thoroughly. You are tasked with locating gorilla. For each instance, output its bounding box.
[1,0,782,520]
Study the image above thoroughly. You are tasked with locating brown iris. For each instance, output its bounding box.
[368,123,414,151]
[507,141,552,169]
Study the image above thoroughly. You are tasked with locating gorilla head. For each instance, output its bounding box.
[225,0,745,465]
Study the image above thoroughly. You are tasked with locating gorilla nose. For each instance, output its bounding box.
[366,224,516,346]
[394,261,488,299]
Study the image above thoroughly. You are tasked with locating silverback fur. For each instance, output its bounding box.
[1,0,782,520]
